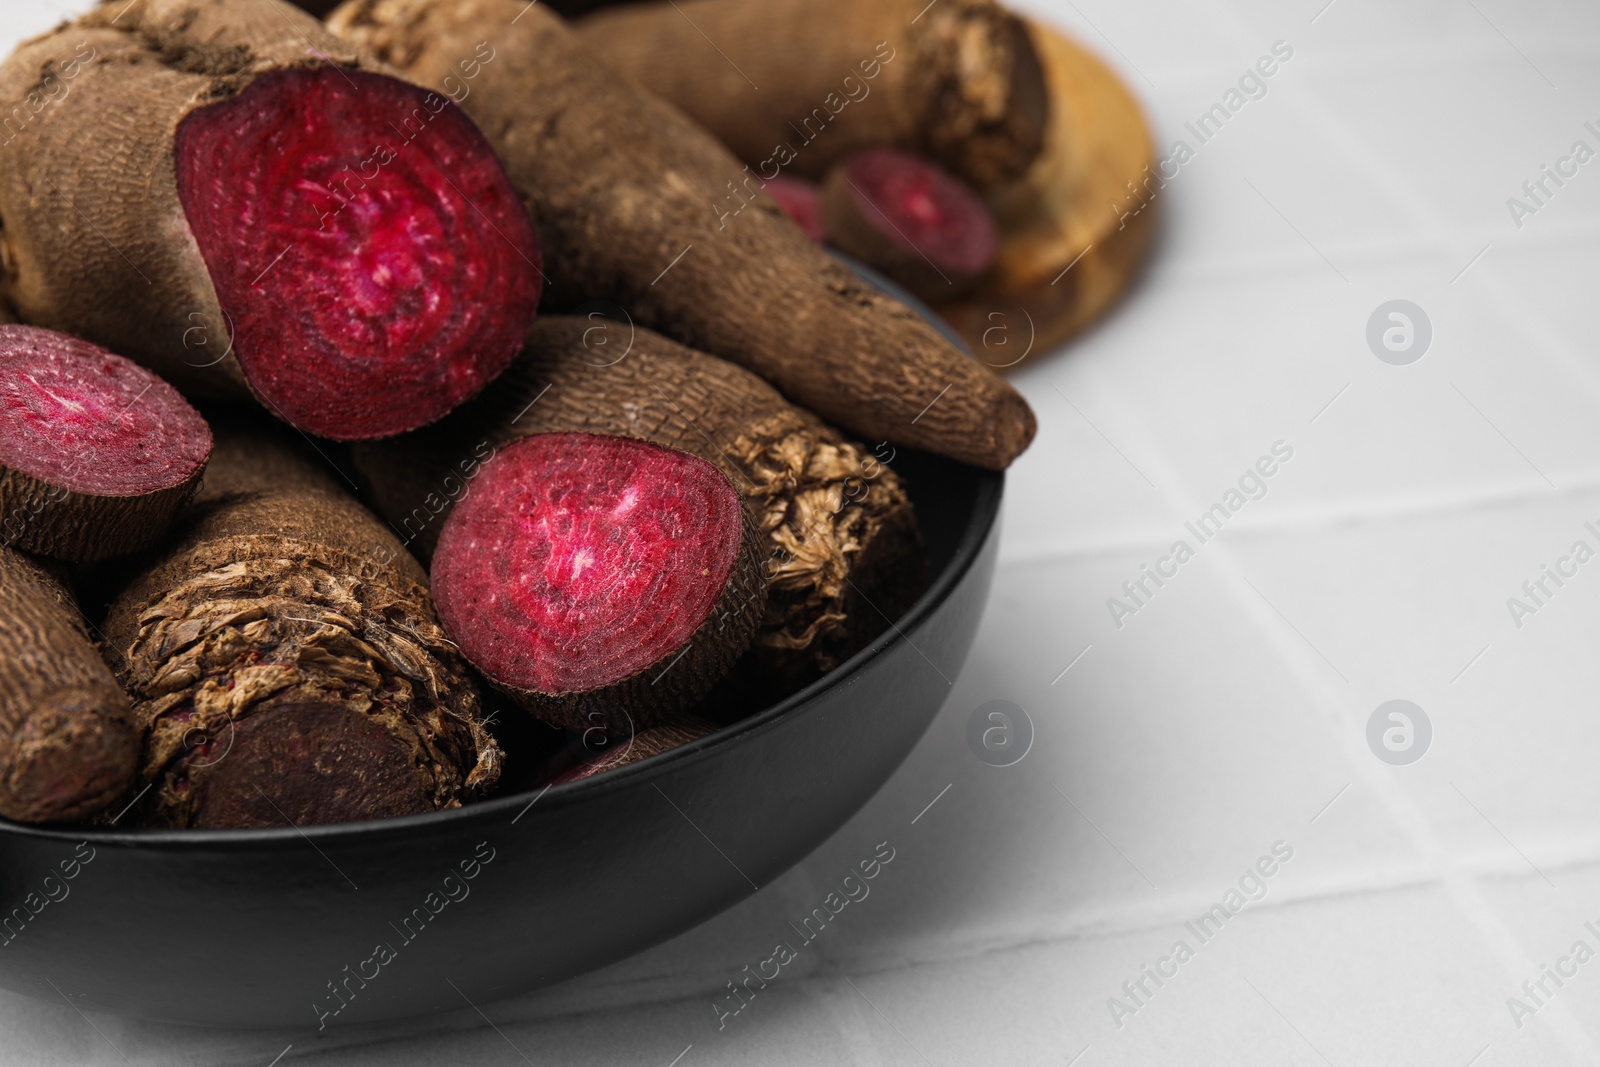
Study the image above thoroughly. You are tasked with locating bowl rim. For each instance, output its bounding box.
[0,460,1004,849]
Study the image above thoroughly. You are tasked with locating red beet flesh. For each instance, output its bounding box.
[175,67,542,440]
[0,325,211,496]
[839,148,998,275]
[765,175,825,242]
[432,433,746,698]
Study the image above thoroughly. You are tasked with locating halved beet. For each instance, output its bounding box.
[764,175,825,242]
[174,67,542,440]
[431,433,765,730]
[0,325,212,562]
[821,147,999,302]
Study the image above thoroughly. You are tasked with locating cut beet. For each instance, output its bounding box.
[174,66,542,440]
[821,147,999,302]
[0,325,212,562]
[353,317,926,686]
[431,433,765,730]
[763,176,825,243]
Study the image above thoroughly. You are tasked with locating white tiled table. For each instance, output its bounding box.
[6,0,1600,1062]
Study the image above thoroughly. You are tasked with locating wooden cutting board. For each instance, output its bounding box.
[936,21,1157,369]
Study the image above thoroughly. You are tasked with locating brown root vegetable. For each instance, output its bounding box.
[0,0,541,440]
[101,427,500,830]
[0,325,211,563]
[822,148,998,302]
[431,433,765,731]
[352,316,925,685]
[939,19,1159,362]
[329,0,1034,471]
[764,176,825,243]
[0,546,138,824]
[574,0,1049,191]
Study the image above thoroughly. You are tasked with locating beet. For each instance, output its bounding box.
[174,67,541,440]
[0,325,211,562]
[431,433,765,730]
[353,317,926,687]
[102,425,500,830]
[764,176,825,243]
[821,147,999,302]
[331,0,1036,472]
[0,545,138,824]
[0,1,542,442]
[574,0,1050,190]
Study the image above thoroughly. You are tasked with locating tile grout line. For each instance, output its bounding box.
[1142,6,1600,1058]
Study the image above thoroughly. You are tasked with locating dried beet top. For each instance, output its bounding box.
[102,426,499,829]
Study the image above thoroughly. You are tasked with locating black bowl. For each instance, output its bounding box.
[0,445,1002,1028]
